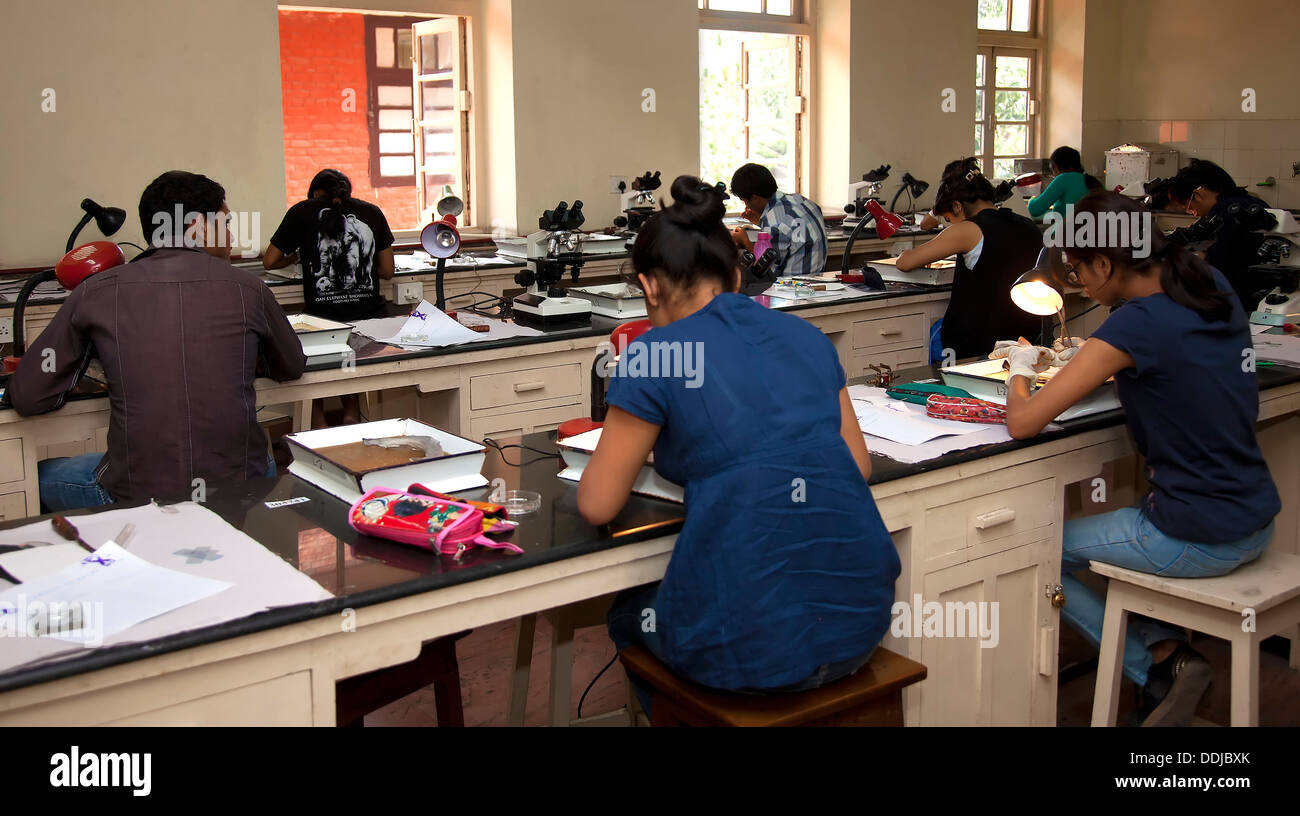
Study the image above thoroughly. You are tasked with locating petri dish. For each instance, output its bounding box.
[503,490,541,516]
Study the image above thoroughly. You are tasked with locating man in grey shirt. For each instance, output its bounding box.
[10,171,305,510]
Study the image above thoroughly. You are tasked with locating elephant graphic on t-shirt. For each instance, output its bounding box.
[315,210,376,297]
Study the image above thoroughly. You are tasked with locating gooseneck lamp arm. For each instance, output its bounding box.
[11,269,57,356]
[434,257,447,312]
[839,211,878,281]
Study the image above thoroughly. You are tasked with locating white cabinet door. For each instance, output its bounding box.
[913,537,1061,726]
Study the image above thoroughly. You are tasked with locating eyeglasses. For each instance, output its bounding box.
[1185,186,1205,214]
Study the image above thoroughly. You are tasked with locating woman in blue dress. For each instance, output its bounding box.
[578,176,901,712]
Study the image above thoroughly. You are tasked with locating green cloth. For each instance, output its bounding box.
[1027,172,1091,219]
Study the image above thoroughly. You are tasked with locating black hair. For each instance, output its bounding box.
[631,175,738,293]
[307,168,352,239]
[931,158,996,215]
[729,163,778,200]
[1065,191,1234,323]
[139,170,226,247]
[1172,159,1250,201]
[1049,146,1104,190]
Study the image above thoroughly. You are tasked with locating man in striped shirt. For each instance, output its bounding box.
[729,163,828,279]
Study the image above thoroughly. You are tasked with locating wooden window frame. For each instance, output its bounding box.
[364,14,426,189]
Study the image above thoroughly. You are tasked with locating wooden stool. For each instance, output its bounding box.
[617,645,927,727]
[1091,550,1300,727]
[335,631,470,727]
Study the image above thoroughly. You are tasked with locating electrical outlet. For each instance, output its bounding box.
[610,176,628,194]
[0,317,12,345]
[394,281,423,305]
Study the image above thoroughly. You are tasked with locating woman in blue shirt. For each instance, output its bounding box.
[1002,191,1280,726]
[1027,146,1102,219]
[578,176,900,711]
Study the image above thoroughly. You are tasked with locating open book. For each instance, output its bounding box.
[556,428,684,503]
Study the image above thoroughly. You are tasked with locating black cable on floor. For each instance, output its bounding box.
[577,652,619,721]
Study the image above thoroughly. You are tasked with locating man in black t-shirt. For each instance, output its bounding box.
[263,170,397,426]
[264,171,396,322]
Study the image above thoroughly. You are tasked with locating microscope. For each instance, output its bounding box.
[612,171,662,235]
[1249,208,1300,328]
[843,165,891,231]
[511,200,593,325]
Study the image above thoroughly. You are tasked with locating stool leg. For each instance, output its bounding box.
[1091,591,1128,727]
[1229,633,1259,727]
[1290,624,1300,673]
[506,614,537,726]
[549,607,577,726]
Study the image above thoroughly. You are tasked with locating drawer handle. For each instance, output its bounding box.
[513,381,546,393]
[879,329,903,336]
[973,508,1016,530]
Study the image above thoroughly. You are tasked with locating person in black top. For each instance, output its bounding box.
[1166,159,1276,312]
[895,159,1043,359]
[264,169,396,426]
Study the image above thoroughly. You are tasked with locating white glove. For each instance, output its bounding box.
[1050,337,1088,366]
[1006,344,1054,382]
[988,340,1023,360]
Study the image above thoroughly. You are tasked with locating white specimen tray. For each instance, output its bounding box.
[556,428,683,503]
[869,256,956,286]
[285,418,488,504]
[567,283,648,319]
[940,358,1121,422]
[287,313,354,359]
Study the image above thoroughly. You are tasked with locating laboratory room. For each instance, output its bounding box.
[0,0,1298,776]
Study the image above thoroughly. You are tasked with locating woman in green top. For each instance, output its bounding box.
[1027,146,1102,218]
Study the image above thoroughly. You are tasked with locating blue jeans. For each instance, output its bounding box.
[607,583,875,717]
[1060,507,1274,688]
[38,453,278,513]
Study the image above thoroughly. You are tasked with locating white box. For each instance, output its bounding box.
[940,359,1121,422]
[1105,143,1179,196]
[556,428,682,503]
[285,418,488,504]
[286,313,353,360]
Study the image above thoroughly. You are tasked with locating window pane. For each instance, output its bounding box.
[423,127,457,155]
[766,0,793,14]
[379,155,415,176]
[379,132,414,154]
[749,125,790,165]
[975,89,985,121]
[994,158,1016,180]
[377,85,412,107]
[995,55,1030,88]
[994,89,1027,122]
[374,27,394,68]
[397,29,413,70]
[748,85,790,123]
[747,48,789,85]
[420,80,455,120]
[419,31,452,75]
[710,0,762,10]
[976,54,985,87]
[994,123,1027,155]
[1010,0,1031,32]
[378,109,412,129]
[978,0,1008,30]
[975,123,983,155]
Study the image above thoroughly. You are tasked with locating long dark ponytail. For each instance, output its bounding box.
[1067,191,1234,323]
[307,169,352,239]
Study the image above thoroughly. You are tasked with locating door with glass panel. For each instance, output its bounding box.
[411,18,469,224]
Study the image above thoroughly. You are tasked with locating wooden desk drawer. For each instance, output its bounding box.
[921,478,1057,567]
[853,312,927,351]
[0,438,24,483]
[469,363,582,411]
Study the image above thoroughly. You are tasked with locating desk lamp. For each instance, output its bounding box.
[889,172,930,213]
[839,198,906,282]
[1010,247,1072,347]
[420,195,464,312]
[6,199,126,371]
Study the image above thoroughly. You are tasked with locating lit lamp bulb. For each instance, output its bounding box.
[1011,279,1063,316]
[1010,247,1072,345]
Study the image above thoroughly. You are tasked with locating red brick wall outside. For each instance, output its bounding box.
[278,10,420,231]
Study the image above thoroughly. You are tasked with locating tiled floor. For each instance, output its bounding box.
[359,615,1300,727]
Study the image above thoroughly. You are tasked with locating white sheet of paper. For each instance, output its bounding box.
[1252,334,1300,366]
[353,313,541,348]
[849,388,988,445]
[0,543,86,583]
[0,542,232,646]
[378,300,482,347]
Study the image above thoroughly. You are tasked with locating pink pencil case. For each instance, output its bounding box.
[348,487,523,559]
[925,394,1007,424]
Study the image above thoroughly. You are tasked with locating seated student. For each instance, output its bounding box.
[9,171,306,511]
[1027,146,1103,219]
[1001,191,1279,726]
[896,159,1042,359]
[1165,159,1277,312]
[727,163,828,278]
[578,175,900,713]
[264,169,395,427]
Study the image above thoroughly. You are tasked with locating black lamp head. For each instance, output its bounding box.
[901,172,929,198]
[81,198,126,237]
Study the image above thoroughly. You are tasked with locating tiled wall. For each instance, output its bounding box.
[1091,119,1300,209]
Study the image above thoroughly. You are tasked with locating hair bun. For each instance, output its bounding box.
[666,175,725,230]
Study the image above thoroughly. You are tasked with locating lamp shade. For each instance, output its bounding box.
[1010,247,1068,316]
[55,241,124,290]
[863,199,905,239]
[82,198,126,237]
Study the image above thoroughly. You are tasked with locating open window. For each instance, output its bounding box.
[411,17,471,225]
